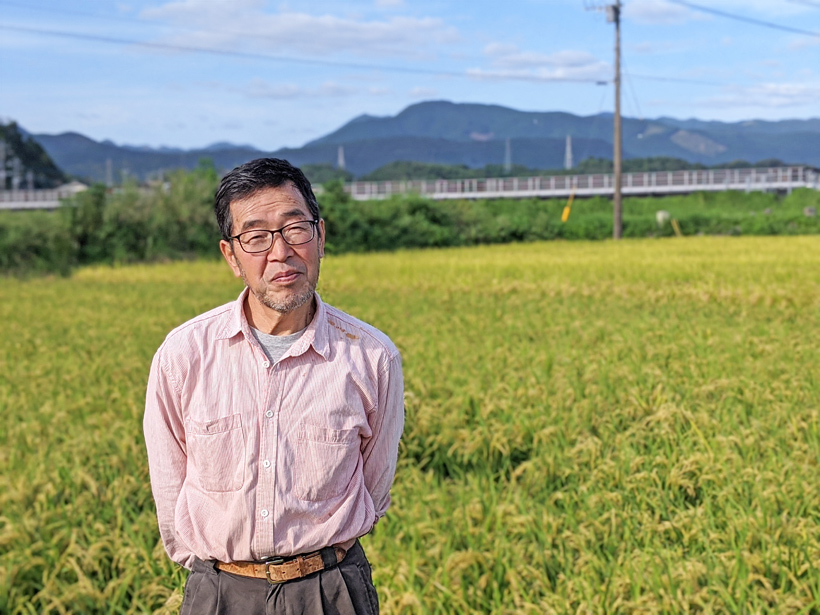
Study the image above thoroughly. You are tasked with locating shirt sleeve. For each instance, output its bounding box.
[143,347,195,569]
[361,350,405,520]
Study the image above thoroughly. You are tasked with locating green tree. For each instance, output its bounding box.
[0,121,67,188]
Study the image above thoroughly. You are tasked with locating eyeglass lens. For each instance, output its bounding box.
[238,221,315,252]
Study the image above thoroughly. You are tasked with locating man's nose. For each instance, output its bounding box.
[266,232,294,260]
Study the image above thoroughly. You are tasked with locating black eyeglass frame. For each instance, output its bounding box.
[229,219,319,254]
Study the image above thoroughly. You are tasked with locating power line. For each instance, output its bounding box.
[627,73,724,86]
[786,0,820,9]
[0,0,153,26]
[1,18,727,88]
[0,0,617,80]
[667,0,820,38]
[0,7,767,90]
[621,62,643,121]
[0,22,604,84]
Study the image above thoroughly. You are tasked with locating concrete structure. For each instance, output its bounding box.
[0,181,88,210]
[344,166,819,201]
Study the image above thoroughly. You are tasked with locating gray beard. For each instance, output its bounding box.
[235,252,321,314]
[252,280,315,314]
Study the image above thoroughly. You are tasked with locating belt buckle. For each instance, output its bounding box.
[264,557,286,584]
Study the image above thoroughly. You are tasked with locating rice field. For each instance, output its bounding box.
[2,235,820,614]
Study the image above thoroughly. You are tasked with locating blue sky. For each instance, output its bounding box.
[1,0,819,150]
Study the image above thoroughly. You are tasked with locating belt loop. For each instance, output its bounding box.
[319,546,338,569]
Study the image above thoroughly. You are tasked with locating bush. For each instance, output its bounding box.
[0,210,75,276]
[3,168,819,277]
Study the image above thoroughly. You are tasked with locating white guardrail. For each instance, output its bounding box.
[2,167,818,210]
[344,166,820,201]
[0,182,89,211]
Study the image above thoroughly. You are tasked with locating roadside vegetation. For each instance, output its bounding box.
[1,160,818,277]
[2,237,819,613]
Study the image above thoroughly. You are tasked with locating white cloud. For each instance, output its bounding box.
[624,1,696,25]
[140,0,459,57]
[630,40,687,55]
[485,43,598,70]
[704,82,820,109]
[484,42,518,57]
[788,36,820,51]
[477,43,610,81]
[625,0,810,25]
[244,79,357,99]
[467,66,611,83]
[709,0,811,15]
[409,86,438,98]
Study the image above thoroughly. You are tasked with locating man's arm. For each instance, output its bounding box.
[361,351,405,519]
[143,348,195,569]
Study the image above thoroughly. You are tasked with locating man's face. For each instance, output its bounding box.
[219,182,325,314]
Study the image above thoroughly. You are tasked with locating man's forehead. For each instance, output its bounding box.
[230,183,311,222]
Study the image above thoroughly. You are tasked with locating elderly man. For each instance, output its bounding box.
[144,157,404,615]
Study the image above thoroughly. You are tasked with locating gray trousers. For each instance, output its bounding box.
[180,541,379,615]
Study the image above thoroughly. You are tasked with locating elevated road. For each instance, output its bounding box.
[0,182,89,211]
[345,166,819,201]
[3,166,817,210]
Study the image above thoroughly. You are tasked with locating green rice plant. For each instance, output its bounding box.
[1,237,819,614]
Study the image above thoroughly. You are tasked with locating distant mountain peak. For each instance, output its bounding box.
[348,113,383,125]
[18,101,820,183]
[200,141,259,152]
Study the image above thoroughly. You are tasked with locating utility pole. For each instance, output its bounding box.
[609,1,623,239]
[587,0,623,239]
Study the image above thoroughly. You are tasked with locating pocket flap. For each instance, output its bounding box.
[298,422,358,445]
[187,413,242,435]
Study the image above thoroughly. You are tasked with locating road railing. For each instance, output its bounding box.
[0,183,89,211]
[344,166,819,201]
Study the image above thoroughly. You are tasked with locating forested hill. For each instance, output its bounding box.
[24,100,820,182]
[0,121,66,189]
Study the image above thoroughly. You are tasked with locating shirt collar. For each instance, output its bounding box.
[216,287,249,341]
[290,293,330,361]
[216,287,330,361]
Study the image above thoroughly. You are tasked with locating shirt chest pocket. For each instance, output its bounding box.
[186,414,245,493]
[295,423,361,502]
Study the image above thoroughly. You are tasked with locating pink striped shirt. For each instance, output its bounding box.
[143,289,404,569]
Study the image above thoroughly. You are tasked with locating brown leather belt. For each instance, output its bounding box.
[216,547,347,584]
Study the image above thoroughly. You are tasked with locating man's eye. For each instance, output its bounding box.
[244,232,269,243]
[286,224,310,236]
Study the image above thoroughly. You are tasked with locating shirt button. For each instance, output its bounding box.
[263,460,271,468]
[262,361,270,368]
[265,410,273,418]
[261,509,269,518]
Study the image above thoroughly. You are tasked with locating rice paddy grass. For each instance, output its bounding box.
[2,235,819,614]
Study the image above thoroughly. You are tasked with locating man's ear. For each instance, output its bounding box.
[220,239,242,278]
[317,218,326,259]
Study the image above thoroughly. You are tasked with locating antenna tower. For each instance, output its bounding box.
[504,138,512,173]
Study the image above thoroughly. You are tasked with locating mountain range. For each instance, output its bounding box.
[26,101,820,182]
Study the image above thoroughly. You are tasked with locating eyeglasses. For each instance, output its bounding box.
[230,220,318,253]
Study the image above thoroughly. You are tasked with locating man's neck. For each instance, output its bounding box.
[244,294,315,336]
